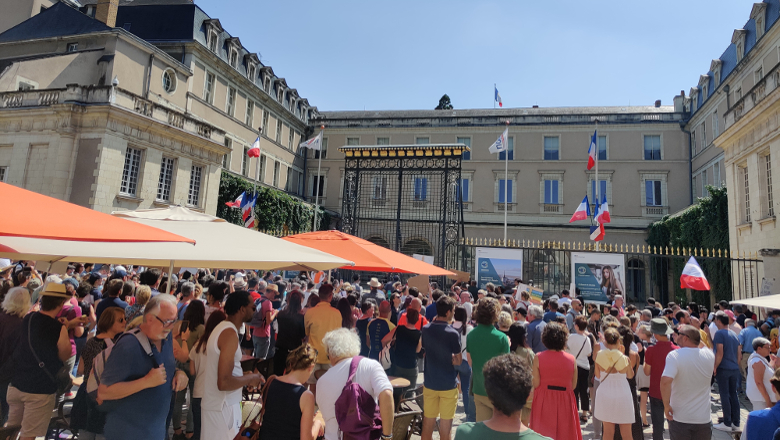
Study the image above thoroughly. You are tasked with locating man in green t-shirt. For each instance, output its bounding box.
[466,297,510,422]
[455,354,551,440]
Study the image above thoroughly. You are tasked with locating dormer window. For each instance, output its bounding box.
[752,2,767,39]
[733,29,747,62]
[204,19,223,54]
[264,77,271,93]
[229,49,238,68]
[699,75,709,103]
[225,37,241,69]
[85,5,95,17]
[207,31,218,52]
[244,54,259,81]
[690,87,699,112]
[277,86,284,102]
[711,60,722,86]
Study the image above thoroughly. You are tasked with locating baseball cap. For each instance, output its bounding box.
[724,310,735,320]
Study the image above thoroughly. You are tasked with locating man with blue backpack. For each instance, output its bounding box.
[97,294,190,440]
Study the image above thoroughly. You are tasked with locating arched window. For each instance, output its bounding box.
[627,258,646,302]
[365,236,391,249]
[401,238,432,257]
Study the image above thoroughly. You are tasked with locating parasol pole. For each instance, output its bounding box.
[313,125,324,231]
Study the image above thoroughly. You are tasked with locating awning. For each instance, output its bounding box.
[0,182,194,244]
[282,230,454,276]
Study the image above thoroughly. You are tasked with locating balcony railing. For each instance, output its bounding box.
[0,85,225,145]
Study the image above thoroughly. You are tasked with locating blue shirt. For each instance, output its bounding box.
[425,303,438,322]
[367,318,393,360]
[739,326,763,353]
[713,328,740,371]
[745,401,780,440]
[100,331,176,440]
[542,311,564,323]
[95,297,129,322]
[527,319,547,353]
[421,320,461,391]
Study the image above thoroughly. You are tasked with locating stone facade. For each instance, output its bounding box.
[310,108,689,246]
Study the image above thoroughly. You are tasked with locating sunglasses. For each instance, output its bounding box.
[152,315,176,327]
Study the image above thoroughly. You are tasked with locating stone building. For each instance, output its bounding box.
[0,0,316,214]
[309,106,689,248]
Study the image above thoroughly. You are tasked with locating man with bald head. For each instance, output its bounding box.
[565,299,582,332]
[661,325,715,439]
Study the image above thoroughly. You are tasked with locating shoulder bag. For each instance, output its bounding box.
[28,314,73,396]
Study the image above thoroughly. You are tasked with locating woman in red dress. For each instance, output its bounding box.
[530,322,582,440]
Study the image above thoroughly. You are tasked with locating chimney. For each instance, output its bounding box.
[654,100,661,107]
[95,0,119,27]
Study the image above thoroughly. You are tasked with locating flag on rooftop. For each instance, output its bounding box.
[488,128,509,154]
[300,132,323,151]
[680,256,710,290]
[495,86,503,107]
[247,137,261,158]
[225,191,245,209]
[569,195,590,223]
[587,130,598,170]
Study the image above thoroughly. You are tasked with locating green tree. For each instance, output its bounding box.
[216,171,329,234]
[435,94,453,110]
[646,186,730,306]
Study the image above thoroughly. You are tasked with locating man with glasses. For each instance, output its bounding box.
[98,294,190,440]
[660,325,715,440]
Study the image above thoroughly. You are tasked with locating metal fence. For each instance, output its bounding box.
[457,238,764,308]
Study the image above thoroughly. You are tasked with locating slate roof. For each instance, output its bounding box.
[0,2,110,43]
[319,106,676,120]
[79,0,192,5]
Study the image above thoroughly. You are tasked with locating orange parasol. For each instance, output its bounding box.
[282,230,454,276]
[0,182,194,244]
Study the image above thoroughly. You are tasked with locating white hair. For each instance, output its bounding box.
[257,280,267,290]
[321,328,361,359]
[2,287,31,318]
[528,305,544,319]
[144,293,178,316]
[180,282,195,297]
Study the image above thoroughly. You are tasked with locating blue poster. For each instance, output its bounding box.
[475,247,524,289]
[571,252,625,303]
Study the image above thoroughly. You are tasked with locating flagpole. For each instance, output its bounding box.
[313,125,324,231]
[504,120,509,245]
[494,84,496,109]
[253,146,260,198]
[594,119,599,250]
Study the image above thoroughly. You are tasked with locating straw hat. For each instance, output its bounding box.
[369,278,382,288]
[40,283,70,298]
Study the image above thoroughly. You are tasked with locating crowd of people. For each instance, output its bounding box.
[2,261,780,440]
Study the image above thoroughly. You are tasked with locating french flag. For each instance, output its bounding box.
[569,195,590,223]
[241,193,257,229]
[495,86,502,107]
[587,130,597,170]
[590,223,605,241]
[596,194,611,224]
[680,256,710,291]
[225,191,245,209]
[247,137,261,158]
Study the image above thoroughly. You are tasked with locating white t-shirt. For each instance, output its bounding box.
[452,322,473,354]
[566,333,593,370]
[316,357,393,440]
[188,346,207,399]
[662,347,716,424]
[746,352,778,404]
[558,297,572,307]
[462,302,473,323]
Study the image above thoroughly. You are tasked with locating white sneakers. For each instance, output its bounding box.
[713,422,741,432]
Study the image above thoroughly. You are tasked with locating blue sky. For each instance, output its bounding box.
[197,0,759,111]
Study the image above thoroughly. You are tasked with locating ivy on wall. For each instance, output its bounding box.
[646,186,730,306]
[216,171,330,234]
